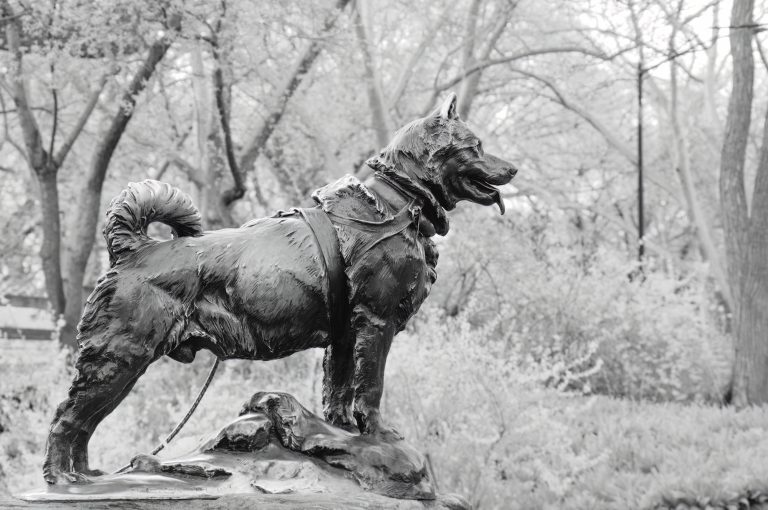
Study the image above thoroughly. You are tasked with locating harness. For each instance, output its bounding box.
[295,207,348,343]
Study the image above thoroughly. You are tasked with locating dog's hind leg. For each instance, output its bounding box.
[69,356,151,476]
[44,336,154,484]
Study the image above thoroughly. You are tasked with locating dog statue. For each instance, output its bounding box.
[43,92,517,484]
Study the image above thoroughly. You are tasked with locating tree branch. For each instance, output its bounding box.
[52,71,110,166]
[353,0,390,148]
[512,68,636,163]
[435,46,610,93]
[387,5,451,113]
[48,64,57,161]
[0,90,30,165]
[233,0,352,208]
[458,1,514,119]
[85,12,182,195]
[210,1,250,210]
[2,0,46,170]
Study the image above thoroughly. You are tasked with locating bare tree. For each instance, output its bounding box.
[719,0,768,405]
[1,0,107,327]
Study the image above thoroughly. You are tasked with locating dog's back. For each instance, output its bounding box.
[80,213,333,362]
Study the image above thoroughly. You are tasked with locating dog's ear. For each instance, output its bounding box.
[437,92,459,121]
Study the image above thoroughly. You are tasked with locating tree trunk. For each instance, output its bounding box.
[353,0,390,149]
[2,1,66,316]
[3,1,110,348]
[720,0,752,307]
[457,0,481,120]
[666,22,732,311]
[719,0,768,405]
[732,93,768,405]
[36,167,65,316]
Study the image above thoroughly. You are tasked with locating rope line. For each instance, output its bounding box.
[113,357,220,474]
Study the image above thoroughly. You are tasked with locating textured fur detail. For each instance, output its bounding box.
[104,180,203,265]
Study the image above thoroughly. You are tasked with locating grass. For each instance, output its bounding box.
[1,339,768,509]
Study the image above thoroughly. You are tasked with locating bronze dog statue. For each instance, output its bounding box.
[43,93,517,484]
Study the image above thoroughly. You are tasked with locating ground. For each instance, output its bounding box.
[2,339,768,509]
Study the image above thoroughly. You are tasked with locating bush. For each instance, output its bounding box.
[385,312,768,509]
[431,209,732,403]
[0,311,763,510]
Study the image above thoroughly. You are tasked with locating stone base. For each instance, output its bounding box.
[9,492,469,509]
[16,392,469,510]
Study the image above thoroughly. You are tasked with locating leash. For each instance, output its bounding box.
[113,357,220,474]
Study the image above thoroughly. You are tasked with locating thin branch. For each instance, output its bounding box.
[153,129,191,181]
[435,46,610,92]
[387,5,451,112]
[169,155,206,187]
[211,12,248,209]
[53,70,110,166]
[48,63,57,159]
[0,90,29,165]
[512,67,636,163]
[756,36,768,73]
[2,0,46,170]
[0,106,51,114]
[232,0,352,208]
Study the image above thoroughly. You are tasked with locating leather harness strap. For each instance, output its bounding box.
[297,207,348,344]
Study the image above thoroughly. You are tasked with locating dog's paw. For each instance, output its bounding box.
[372,425,404,442]
[43,469,94,485]
[81,468,107,477]
[326,412,357,433]
[355,411,404,442]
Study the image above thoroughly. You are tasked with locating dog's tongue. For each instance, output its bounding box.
[493,190,505,215]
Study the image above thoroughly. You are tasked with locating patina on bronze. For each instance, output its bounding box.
[43,92,517,487]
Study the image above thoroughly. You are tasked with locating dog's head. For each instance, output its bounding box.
[366,92,517,235]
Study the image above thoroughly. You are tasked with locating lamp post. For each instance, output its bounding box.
[636,59,645,268]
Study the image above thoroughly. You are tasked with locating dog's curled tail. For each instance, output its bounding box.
[104,179,203,266]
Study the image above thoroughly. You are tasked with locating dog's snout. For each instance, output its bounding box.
[483,153,517,184]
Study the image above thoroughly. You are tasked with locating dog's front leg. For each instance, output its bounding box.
[322,336,355,430]
[350,305,402,440]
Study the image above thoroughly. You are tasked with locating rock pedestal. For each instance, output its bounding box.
[17,392,469,510]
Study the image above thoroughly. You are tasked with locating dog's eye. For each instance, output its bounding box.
[475,142,484,157]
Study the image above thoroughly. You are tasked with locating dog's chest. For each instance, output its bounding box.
[312,176,438,324]
[338,221,435,325]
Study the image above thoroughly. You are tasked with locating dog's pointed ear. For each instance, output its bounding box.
[436,92,459,121]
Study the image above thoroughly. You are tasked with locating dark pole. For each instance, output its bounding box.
[636,60,645,266]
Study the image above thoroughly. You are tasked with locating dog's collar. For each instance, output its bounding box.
[373,171,448,236]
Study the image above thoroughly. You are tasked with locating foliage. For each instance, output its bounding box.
[2,332,767,510]
[431,209,731,403]
[386,317,768,510]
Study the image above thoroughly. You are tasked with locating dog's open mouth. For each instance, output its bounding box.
[467,175,505,214]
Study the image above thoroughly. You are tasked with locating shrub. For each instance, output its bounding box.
[431,209,732,402]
